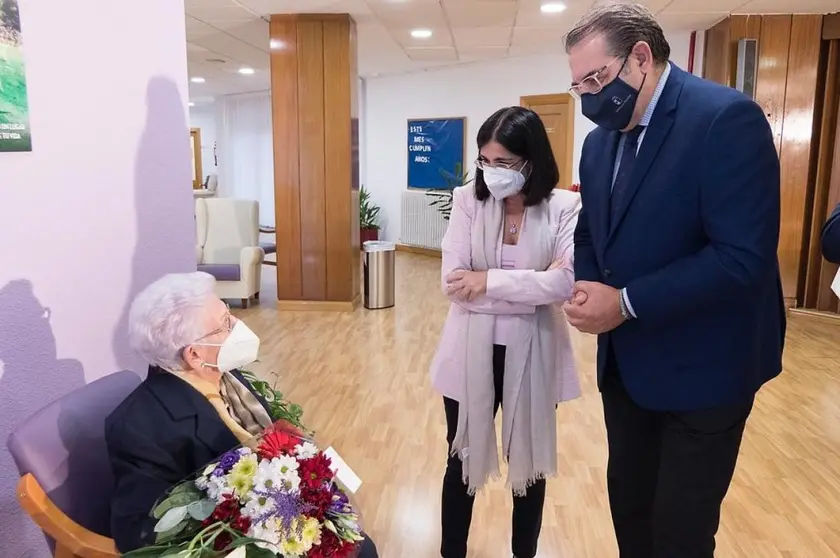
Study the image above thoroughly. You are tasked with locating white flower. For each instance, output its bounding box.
[248,521,281,552]
[242,494,276,520]
[273,455,302,493]
[294,442,318,459]
[203,464,217,477]
[195,476,209,490]
[206,476,233,503]
[253,459,285,492]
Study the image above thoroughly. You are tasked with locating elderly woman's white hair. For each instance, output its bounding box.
[128,271,217,370]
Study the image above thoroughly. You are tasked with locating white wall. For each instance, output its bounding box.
[0,0,194,554]
[363,31,702,243]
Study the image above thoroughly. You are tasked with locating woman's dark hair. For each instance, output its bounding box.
[474,106,559,206]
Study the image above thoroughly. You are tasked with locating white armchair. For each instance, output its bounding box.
[195,198,265,307]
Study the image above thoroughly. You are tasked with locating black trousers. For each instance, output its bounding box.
[441,345,546,558]
[602,348,753,558]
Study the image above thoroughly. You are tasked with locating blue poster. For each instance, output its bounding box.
[407,118,465,190]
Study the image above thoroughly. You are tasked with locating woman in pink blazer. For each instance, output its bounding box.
[430,107,581,558]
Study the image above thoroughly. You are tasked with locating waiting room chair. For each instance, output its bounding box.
[7,370,142,558]
[195,197,265,307]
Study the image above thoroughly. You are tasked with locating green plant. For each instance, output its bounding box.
[360,185,381,230]
[425,162,471,221]
[239,370,307,432]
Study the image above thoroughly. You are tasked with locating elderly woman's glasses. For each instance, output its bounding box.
[568,56,624,100]
[195,304,233,342]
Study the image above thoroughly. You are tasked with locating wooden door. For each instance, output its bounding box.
[190,128,203,189]
[519,93,575,189]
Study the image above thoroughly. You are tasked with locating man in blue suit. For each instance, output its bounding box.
[561,4,785,557]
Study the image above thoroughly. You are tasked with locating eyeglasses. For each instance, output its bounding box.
[568,56,625,100]
[195,304,233,342]
[475,158,524,171]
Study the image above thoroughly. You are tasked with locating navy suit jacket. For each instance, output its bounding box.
[821,202,840,264]
[575,64,786,411]
[106,366,271,552]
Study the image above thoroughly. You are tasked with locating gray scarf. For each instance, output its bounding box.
[451,195,558,496]
[220,372,273,436]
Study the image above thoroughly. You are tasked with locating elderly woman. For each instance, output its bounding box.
[106,271,378,556]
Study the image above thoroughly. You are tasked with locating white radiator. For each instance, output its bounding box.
[400,190,449,250]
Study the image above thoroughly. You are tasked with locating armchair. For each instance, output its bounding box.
[195,198,265,307]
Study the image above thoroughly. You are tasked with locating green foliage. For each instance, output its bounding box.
[425,162,472,221]
[240,370,307,431]
[360,185,381,230]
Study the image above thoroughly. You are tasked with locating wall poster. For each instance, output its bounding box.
[407,118,466,189]
[0,0,32,152]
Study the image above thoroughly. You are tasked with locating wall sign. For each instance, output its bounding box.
[0,0,32,152]
[407,118,465,190]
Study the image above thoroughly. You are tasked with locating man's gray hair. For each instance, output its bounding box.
[128,271,216,370]
[565,2,671,65]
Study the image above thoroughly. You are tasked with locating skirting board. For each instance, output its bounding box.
[277,295,360,312]
[788,307,840,325]
[396,244,442,258]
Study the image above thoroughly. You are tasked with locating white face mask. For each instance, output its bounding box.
[481,164,527,200]
[196,320,260,373]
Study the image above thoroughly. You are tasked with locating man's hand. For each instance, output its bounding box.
[563,281,625,334]
[445,270,488,302]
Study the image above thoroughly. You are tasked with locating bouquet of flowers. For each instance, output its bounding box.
[124,423,364,558]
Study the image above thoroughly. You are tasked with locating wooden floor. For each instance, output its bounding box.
[238,253,840,557]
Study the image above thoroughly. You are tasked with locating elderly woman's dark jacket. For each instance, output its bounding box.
[105,365,269,552]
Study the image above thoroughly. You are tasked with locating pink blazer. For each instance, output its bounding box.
[430,186,582,404]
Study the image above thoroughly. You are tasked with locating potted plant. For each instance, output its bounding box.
[426,162,471,221]
[360,185,381,244]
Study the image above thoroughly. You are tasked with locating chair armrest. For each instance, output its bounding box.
[240,246,264,268]
[17,474,119,558]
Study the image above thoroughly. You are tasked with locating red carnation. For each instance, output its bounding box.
[298,453,334,489]
[300,486,332,520]
[211,495,240,522]
[310,529,357,558]
[231,514,251,534]
[213,531,234,551]
[257,430,298,459]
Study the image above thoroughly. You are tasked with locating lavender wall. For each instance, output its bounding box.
[0,0,194,555]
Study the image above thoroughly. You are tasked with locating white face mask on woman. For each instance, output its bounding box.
[481,163,527,200]
[195,320,261,372]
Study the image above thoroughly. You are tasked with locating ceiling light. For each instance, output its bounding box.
[411,28,433,39]
[190,77,205,83]
[540,2,567,13]
[188,102,195,107]
[238,67,255,75]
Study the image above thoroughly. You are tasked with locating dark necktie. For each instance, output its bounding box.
[610,125,645,228]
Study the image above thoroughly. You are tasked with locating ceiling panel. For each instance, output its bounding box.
[458,46,510,62]
[662,0,751,11]
[453,26,512,49]
[221,19,271,51]
[367,0,448,26]
[391,26,454,48]
[510,26,567,47]
[442,0,519,27]
[735,0,839,12]
[654,12,730,29]
[404,46,459,62]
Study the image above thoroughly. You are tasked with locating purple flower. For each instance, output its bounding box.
[218,450,240,472]
[252,488,309,535]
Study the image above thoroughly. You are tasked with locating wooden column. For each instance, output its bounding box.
[270,14,360,311]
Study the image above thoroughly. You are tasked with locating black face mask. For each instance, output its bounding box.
[581,69,647,131]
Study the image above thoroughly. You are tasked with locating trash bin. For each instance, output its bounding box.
[363,240,396,310]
